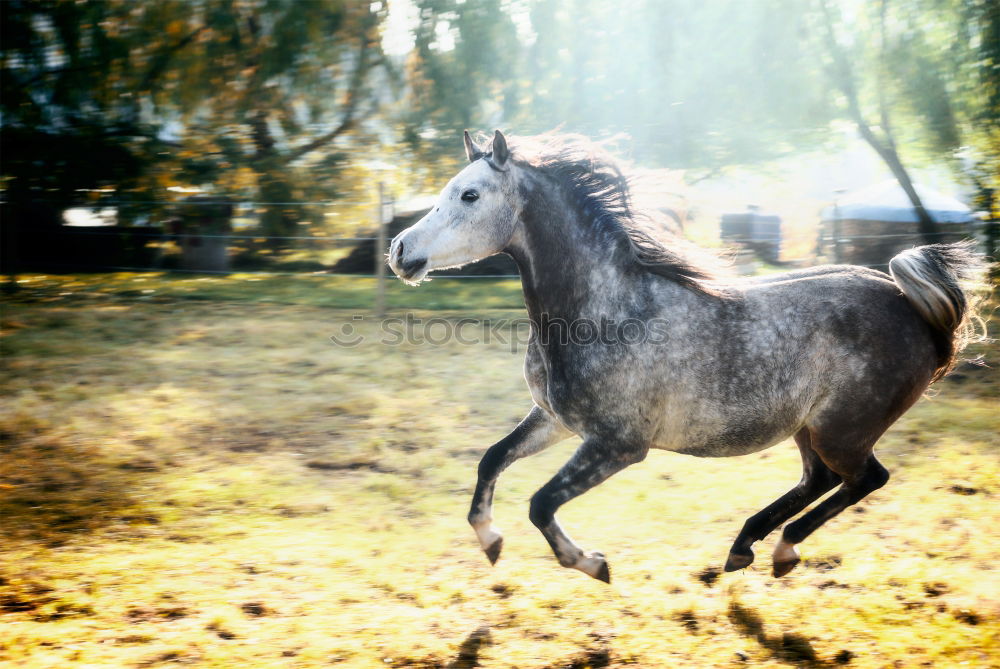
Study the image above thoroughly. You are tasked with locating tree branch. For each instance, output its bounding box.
[877,0,897,154]
[15,64,95,90]
[285,12,379,163]
[138,26,207,94]
[249,109,276,160]
[285,117,358,164]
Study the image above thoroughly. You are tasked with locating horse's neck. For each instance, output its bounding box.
[505,182,640,323]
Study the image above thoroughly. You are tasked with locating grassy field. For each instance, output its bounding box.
[1,273,998,668]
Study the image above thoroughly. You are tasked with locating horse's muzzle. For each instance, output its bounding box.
[398,255,427,279]
[388,236,428,281]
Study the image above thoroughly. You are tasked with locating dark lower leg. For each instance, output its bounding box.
[782,458,889,544]
[724,473,839,570]
[773,457,889,576]
[529,440,646,582]
[468,406,570,563]
[725,431,841,571]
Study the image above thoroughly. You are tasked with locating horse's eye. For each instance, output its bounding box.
[461,190,479,203]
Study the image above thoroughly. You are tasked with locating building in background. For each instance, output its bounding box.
[819,180,976,267]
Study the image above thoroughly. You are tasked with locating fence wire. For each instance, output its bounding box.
[32,262,517,279]
[59,199,373,207]
[6,196,990,284]
[58,229,378,242]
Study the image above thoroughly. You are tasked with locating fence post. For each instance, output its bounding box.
[375,181,387,317]
[831,190,845,264]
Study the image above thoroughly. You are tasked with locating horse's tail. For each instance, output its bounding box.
[888,240,986,381]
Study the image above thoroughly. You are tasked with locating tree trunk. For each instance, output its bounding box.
[820,0,941,245]
[2,217,19,293]
[853,119,941,244]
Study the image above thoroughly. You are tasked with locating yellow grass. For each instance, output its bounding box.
[1,277,998,668]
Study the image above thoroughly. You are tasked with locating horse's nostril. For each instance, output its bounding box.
[396,241,404,260]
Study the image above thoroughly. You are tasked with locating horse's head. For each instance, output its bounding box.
[388,130,518,284]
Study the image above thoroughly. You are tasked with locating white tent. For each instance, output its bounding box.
[820,180,974,224]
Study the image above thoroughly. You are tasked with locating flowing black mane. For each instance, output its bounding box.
[508,133,716,292]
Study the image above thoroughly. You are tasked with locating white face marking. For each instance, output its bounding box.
[388,160,518,284]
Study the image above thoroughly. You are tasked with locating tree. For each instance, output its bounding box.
[1,0,181,228]
[886,0,999,263]
[817,0,940,242]
[522,0,835,167]
[1,0,390,251]
[399,0,520,156]
[816,0,1000,247]
[398,0,834,170]
[154,1,388,241]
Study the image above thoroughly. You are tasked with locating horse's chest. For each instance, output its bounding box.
[525,343,649,436]
[523,342,554,414]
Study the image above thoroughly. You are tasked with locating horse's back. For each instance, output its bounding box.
[735,264,888,285]
[740,266,939,396]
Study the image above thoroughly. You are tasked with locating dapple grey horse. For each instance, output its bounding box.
[388,130,982,582]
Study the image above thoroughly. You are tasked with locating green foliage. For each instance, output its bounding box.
[2,0,996,244]
[524,0,834,166]
[1,0,170,221]
[401,0,521,155]
[818,0,999,204]
[401,0,997,194]
[1,0,389,235]
[401,0,835,168]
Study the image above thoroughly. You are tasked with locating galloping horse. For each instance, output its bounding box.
[388,130,982,582]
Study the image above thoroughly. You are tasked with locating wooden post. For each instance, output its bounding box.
[983,188,997,272]
[832,210,843,265]
[832,189,846,264]
[375,181,387,317]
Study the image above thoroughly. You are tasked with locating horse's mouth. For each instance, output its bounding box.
[396,257,429,285]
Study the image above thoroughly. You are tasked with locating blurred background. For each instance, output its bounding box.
[1,0,997,277]
[1,2,998,668]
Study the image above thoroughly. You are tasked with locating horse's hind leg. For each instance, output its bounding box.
[529,439,647,583]
[772,454,889,577]
[468,405,571,564]
[724,428,841,572]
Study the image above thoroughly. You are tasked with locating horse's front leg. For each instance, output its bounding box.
[469,405,571,564]
[529,438,647,583]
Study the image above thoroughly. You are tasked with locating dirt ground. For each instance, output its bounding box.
[1,275,998,668]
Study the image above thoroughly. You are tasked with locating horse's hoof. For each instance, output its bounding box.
[772,558,800,578]
[724,550,755,572]
[578,552,610,583]
[572,552,610,583]
[484,537,503,565]
[771,539,800,577]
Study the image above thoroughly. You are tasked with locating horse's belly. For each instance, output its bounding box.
[654,401,804,458]
[669,432,788,458]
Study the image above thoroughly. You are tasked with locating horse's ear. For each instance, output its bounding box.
[463,130,483,163]
[491,129,510,167]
